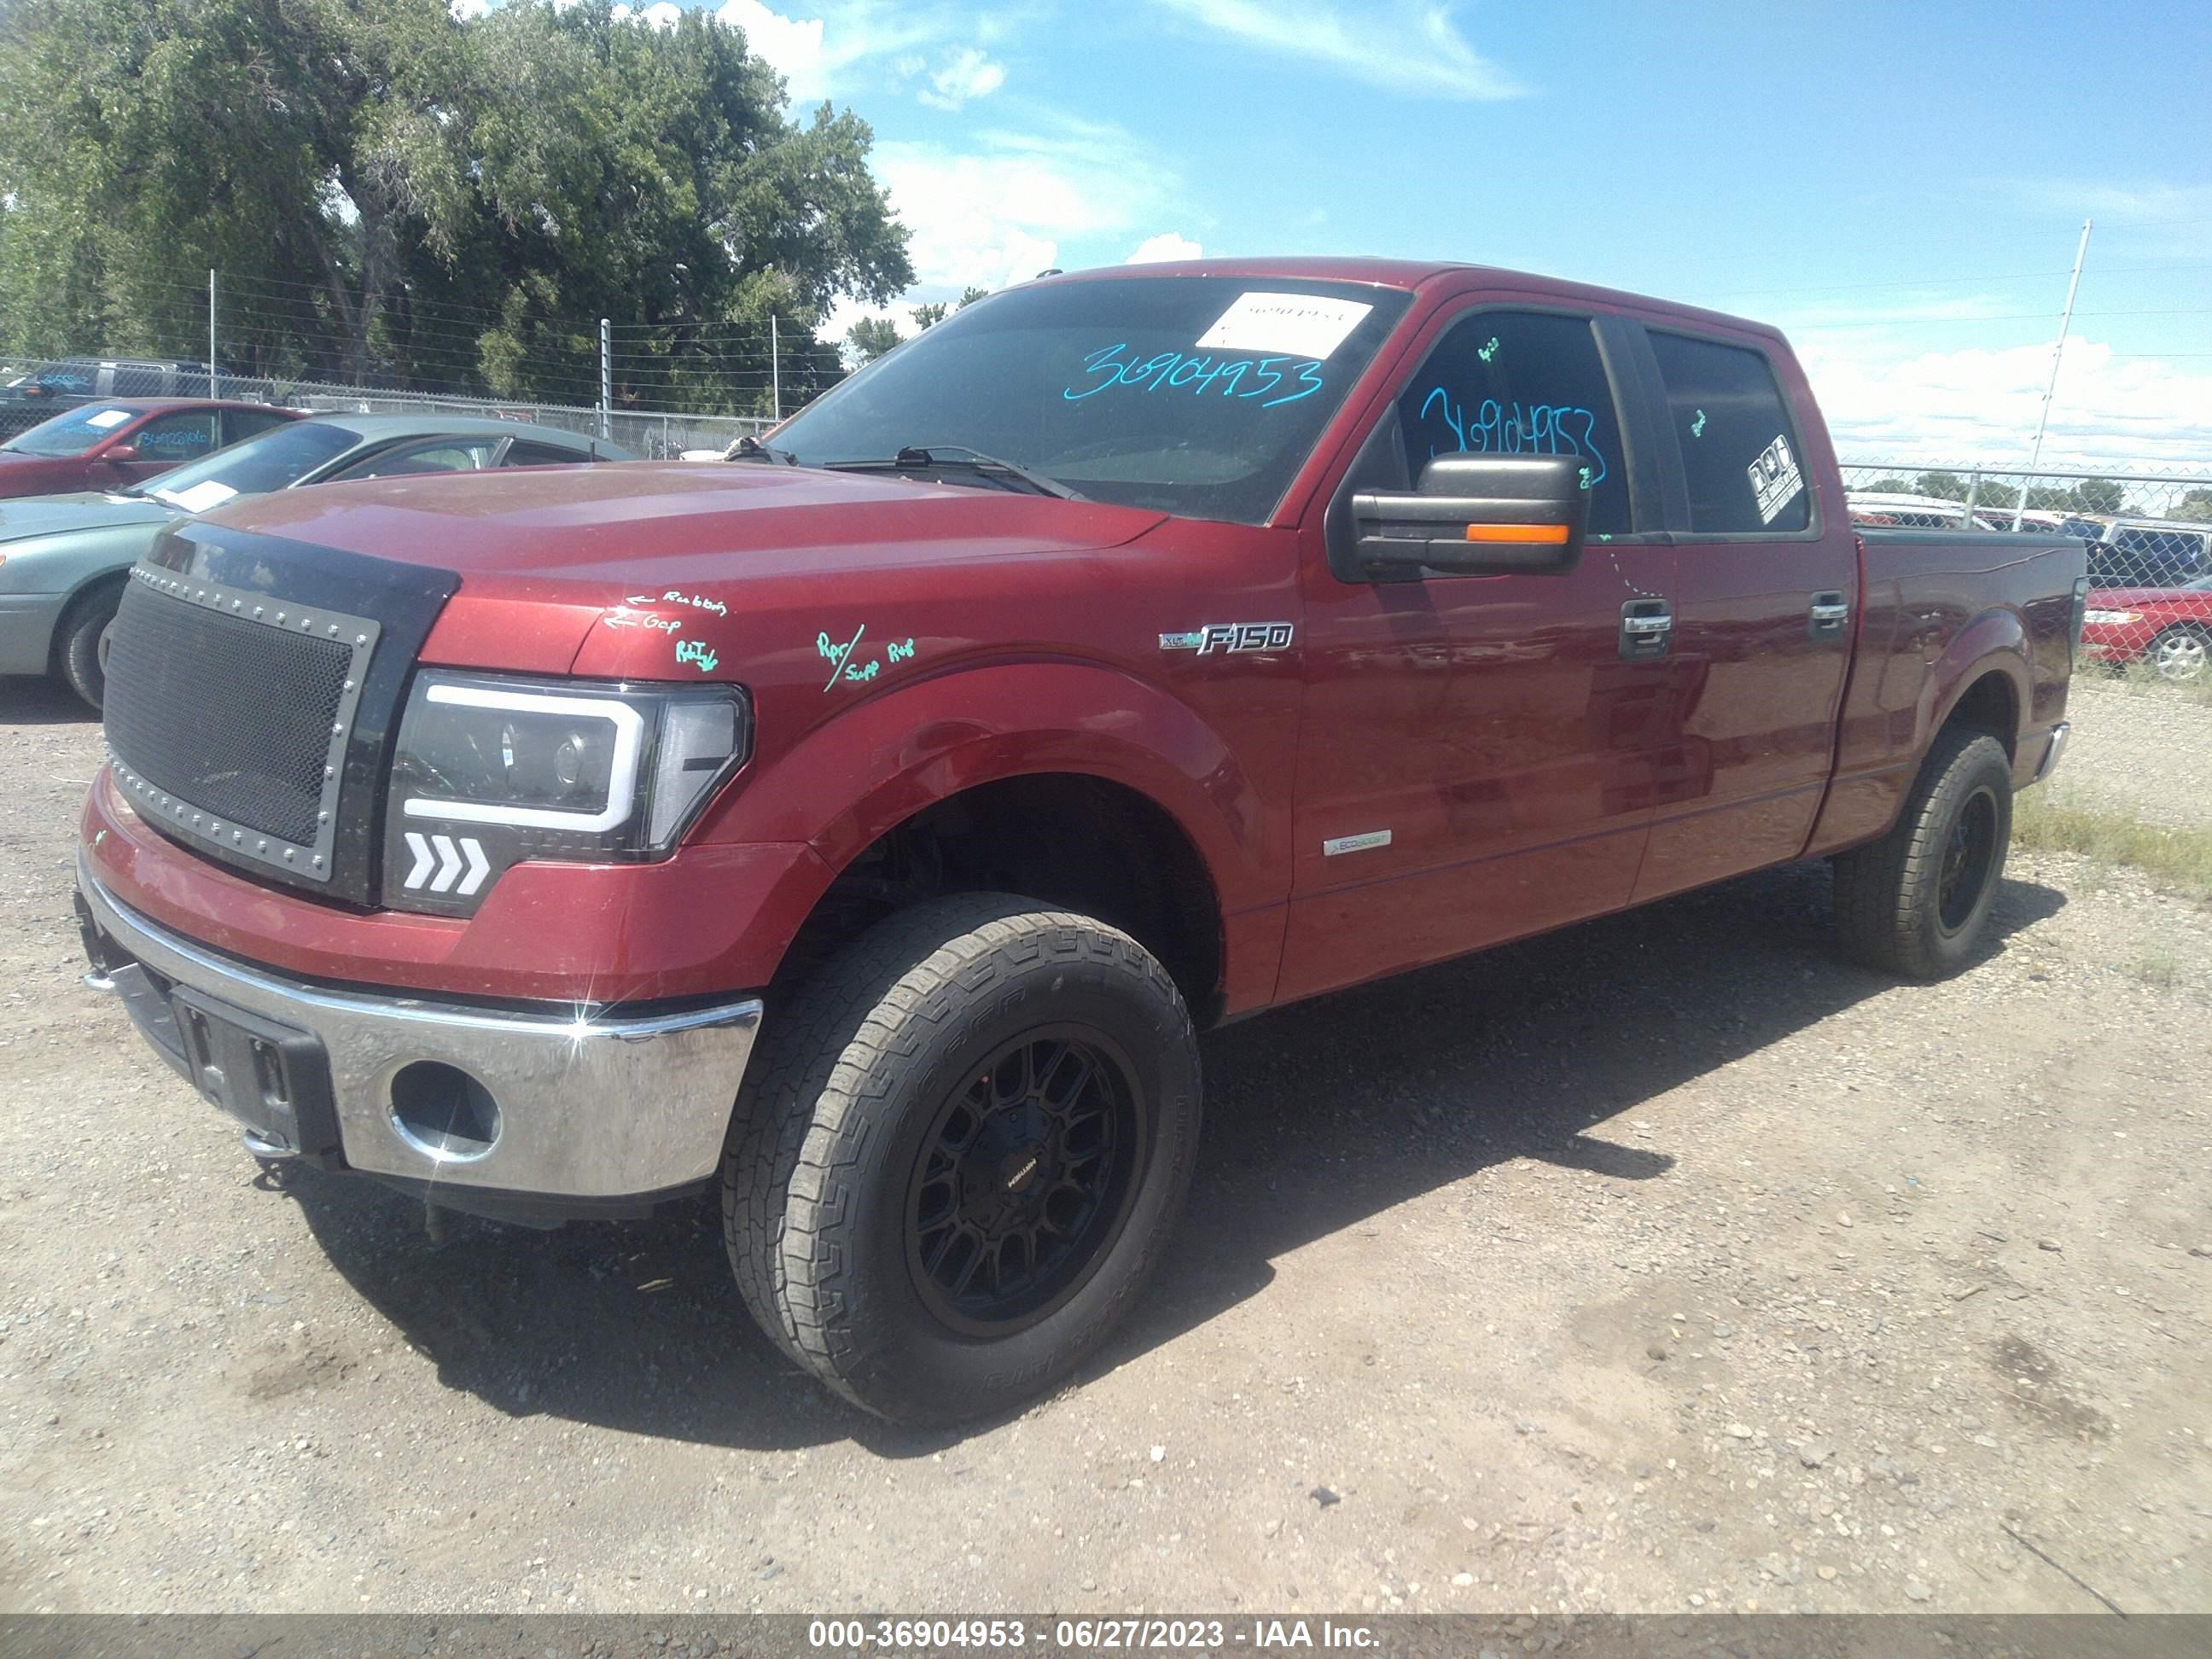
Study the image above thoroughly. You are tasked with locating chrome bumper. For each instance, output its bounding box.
[78,859,761,1203]
[2031,720,2070,784]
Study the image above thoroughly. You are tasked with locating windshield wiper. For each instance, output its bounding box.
[731,434,798,465]
[828,444,1086,502]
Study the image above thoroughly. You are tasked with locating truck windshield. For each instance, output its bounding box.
[771,276,1412,525]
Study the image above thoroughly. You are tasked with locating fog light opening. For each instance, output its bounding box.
[390,1061,501,1162]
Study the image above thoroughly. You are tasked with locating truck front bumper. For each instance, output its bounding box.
[77,856,762,1221]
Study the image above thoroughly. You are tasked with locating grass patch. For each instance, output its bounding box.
[2014,789,2212,902]
[2083,661,2212,707]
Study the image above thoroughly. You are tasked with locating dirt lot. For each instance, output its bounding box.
[2,675,2208,1619]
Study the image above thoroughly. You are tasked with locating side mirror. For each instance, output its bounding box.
[1349,453,1589,579]
[101,444,141,464]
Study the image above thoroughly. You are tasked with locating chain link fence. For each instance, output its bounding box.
[1839,463,2212,685]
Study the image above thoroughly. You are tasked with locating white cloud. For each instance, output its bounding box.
[1126,232,1202,264]
[1153,0,1522,100]
[447,0,487,20]
[715,1,953,104]
[872,118,1173,294]
[1802,335,2212,470]
[613,1,684,26]
[917,47,1008,111]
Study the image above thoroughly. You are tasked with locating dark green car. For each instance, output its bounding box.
[0,414,630,708]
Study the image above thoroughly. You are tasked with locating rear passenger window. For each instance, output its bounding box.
[1397,311,1631,535]
[1647,331,1810,534]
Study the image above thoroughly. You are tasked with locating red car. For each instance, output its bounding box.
[0,399,300,499]
[2081,577,2212,681]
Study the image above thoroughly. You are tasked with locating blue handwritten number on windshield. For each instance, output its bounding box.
[1064,345,1324,408]
[1416,387,1610,485]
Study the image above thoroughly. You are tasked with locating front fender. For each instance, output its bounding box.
[692,659,1284,917]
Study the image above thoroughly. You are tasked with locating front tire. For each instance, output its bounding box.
[722,894,1202,1423]
[2148,623,2209,683]
[55,578,123,711]
[1832,726,2013,979]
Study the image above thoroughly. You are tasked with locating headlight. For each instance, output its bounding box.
[383,672,750,914]
[2082,608,2140,625]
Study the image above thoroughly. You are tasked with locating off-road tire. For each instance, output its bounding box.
[721,893,1202,1423]
[1832,726,2012,979]
[55,578,122,711]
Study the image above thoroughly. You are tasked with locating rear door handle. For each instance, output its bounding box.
[1620,597,1672,661]
[1808,591,1850,642]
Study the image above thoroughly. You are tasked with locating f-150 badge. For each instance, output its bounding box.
[1160,621,1295,655]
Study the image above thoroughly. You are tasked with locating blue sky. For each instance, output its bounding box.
[633,0,2212,467]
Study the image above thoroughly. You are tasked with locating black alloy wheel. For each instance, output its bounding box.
[906,1027,1148,1336]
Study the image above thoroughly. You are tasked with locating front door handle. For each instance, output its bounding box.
[1808,591,1850,643]
[1620,597,1672,661]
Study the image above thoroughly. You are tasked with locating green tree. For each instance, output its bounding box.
[1866,476,1913,492]
[2072,478,2124,515]
[1975,480,2021,509]
[958,285,990,308]
[0,0,911,413]
[1915,471,1968,502]
[844,315,903,364]
[2171,487,2212,523]
[910,301,949,329]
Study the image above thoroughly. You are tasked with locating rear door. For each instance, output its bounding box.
[1623,324,1858,902]
[1280,301,1679,1003]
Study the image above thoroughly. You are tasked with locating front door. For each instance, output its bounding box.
[1279,305,1680,1004]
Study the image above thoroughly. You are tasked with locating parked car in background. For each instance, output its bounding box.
[1,358,282,439]
[0,400,300,499]
[2081,574,2212,681]
[2086,519,2211,590]
[1844,491,1999,530]
[1987,508,2069,534]
[0,415,629,709]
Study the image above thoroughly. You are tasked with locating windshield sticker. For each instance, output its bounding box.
[1415,388,1610,485]
[1476,337,1500,364]
[84,409,132,430]
[1748,434,1804,524]
[1064,345,1323,407]
[1690,409,1708,439]
[1196,292,1372,360]
[817,626,916,692]
[162,480,238,514]
[675,639,719,672]
[1160,621,1295,656]
[632,589,729,616]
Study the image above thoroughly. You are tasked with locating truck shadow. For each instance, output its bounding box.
[0,677,97,725]
[276,859,2064,1457]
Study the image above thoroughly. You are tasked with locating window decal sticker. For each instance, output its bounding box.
[1748,434,1804,525]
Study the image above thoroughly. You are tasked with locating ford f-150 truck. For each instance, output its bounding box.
[75,259,2089,1423]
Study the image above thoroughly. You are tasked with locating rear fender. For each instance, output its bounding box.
[1919,608,2029,759]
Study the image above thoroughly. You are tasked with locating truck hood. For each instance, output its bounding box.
[0,490,171,547]
[195,461,1172,673]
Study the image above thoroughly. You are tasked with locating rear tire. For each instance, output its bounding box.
[1832,726,2012,979]
[55,578,123,712]
[721,893,1202,1423]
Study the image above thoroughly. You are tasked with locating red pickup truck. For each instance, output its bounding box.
[76,259,2088,1423]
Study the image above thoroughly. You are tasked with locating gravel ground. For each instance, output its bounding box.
[2052,677,2212,829]
[2,673,2209,1619]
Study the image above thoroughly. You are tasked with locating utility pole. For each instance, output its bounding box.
[208,269,218,399]
[770,313,781,423]
[599,318,612,440]
[2012,218,2091,529]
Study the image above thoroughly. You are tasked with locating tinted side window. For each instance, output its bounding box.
[335,439,503,480]
[223,409,294,445]
[109,362,165,398]
[1647,331,1809,534]
[131,410,218,460]
[1397,311,1630,534]
[502,440,588,467]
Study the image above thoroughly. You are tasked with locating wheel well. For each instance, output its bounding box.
[1944,671,2017,759]
[49,570,126,674]
[778,773,1225,1024]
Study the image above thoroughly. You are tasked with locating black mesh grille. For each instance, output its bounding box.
[104,580,352,847]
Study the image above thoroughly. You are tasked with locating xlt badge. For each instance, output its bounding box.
[1160,621,1295,655]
